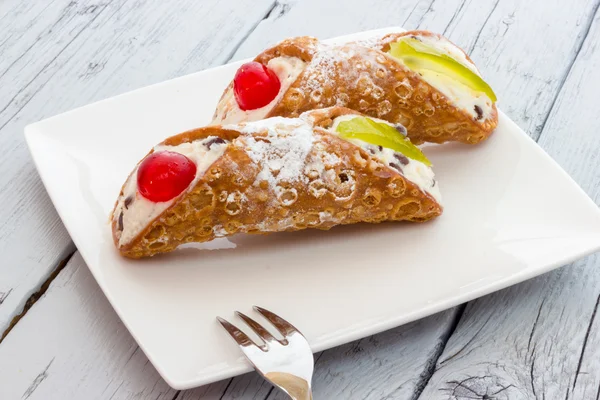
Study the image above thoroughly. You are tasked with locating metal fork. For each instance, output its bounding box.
[217,306,314,400]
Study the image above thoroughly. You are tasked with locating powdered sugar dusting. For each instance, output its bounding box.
[240,117,315,191]
[353,33,387,48]
[213,226,227,237]
[300,44,354,92]
[322,151,341,166]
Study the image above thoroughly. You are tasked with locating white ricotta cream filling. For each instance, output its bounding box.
[113,137,228,246]
[394,33,494,121]
[331,115,441,204]
[212,56,307,124]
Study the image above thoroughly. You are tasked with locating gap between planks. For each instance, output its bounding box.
[0,250,75,344]
[410,304,467,400]
[532,0,600,141]
[221,0,292,64]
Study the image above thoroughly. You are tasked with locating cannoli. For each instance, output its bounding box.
[213,30,497,145]
[112,107,442,258]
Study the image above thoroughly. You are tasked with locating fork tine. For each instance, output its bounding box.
[253,306,300,337]
[236,311,277,343]
[217,316,257,348]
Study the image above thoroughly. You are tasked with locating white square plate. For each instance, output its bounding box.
[25,27,600,389]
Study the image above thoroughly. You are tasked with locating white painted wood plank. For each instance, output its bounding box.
[230,0,448,61]
[442,0,600,141]
[0,0,277,336]
[0,253,178,400]
[181,372,274,400]
[2,0,599,399]
[419,7,600,399]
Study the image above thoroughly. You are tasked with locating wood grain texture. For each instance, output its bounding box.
[0,254,177,400]
[1,0,600,399]
[419,6,600,400]
[0,0,277,336]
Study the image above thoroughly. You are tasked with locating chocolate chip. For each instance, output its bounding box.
[395,124,407,136]
[124,196,133,209]
[389,162,403,172]
[394,153,410,166]
[339,173,349,183]
[368,147,376,155]
[118,212,124,231]
[378,145,383,151]
[474,105,483,120]
[204,137,226,149]
[432,179,437,187]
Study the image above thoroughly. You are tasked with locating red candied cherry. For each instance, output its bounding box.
[233,61,281,110]
[137,151,196,202]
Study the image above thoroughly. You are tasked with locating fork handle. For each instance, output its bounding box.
[291,389,312,400]
[289,392,312,400]
[265,372,312,400]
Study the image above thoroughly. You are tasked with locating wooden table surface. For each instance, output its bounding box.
[1,0,600,398]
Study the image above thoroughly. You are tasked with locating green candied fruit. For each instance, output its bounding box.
[336,117,431,166]
[389,38,497,102]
